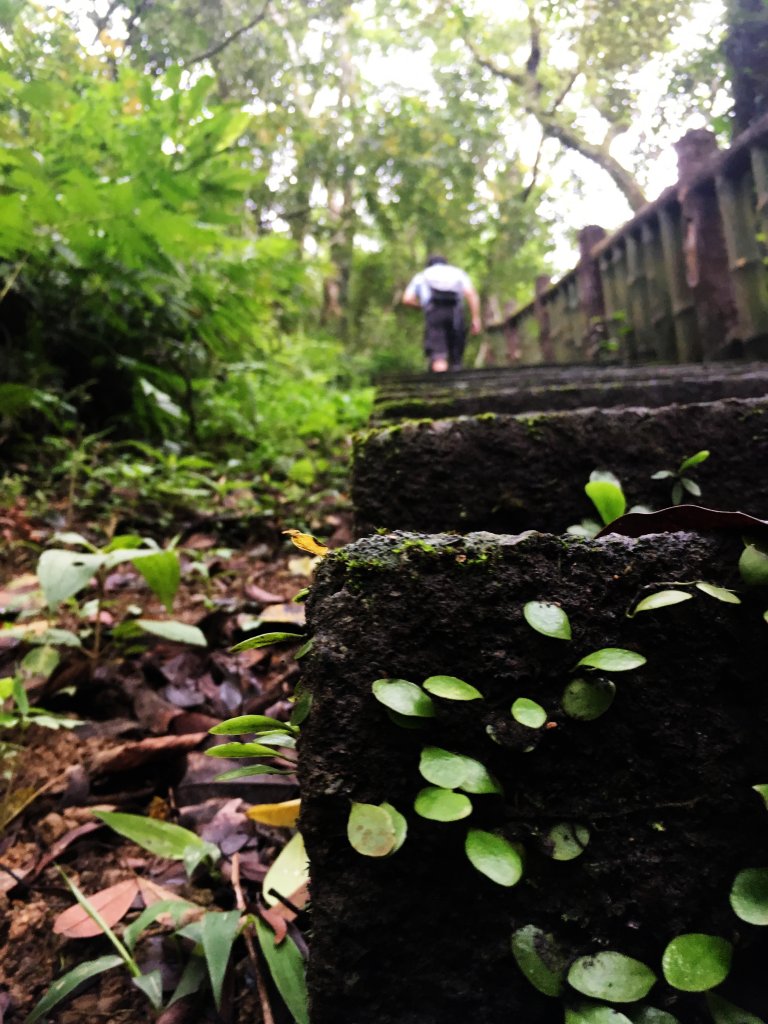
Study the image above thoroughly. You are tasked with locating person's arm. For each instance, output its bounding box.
[463,284,482,334]
[402,277,422,308]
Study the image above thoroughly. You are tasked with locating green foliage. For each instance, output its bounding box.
[543,823,591,861]
[629,590,693,616]
[561,677,616,721]
[661,934,733,991]
[92,811,220,877]
[576,649,647,672]
[414,787,473,822]
[651,450,709,506]
[511,925,567,997]
[254,920,309,1024]
[464,829,523,887]
[422,675,484,700]
[523,601,572,639]
[729,867,768,925]
[585,471,627,526]
[567,952,656,1003]
[511,697,548,729]
[372,677,436,718]
[347,801,407,857]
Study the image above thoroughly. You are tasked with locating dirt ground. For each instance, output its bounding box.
[0,499,351,1024]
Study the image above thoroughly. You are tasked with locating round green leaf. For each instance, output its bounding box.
[347,802,397,857]
[631,591,692,615]
[414,787,472,822]
[566,1006,633,1024]
[661,934,733,991]
[544,822,590,860]
[695,582,741,604]
[372,678,435,718]
[567,951,656,1003]
[753,784,768,809]
[512,697,548,728]
[740,545,768,586]
[458,758,503,795]
[576,648,647,672]
[423,675,483,700]
[511,924,567,996]
[730,867,768,924]
[523,601,572,640]
[419,747,471,789]
[380,802,408,853]
[562,677,616,720]
[465,829,523,886]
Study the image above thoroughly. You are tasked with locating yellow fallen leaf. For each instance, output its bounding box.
[283,529,328,558]
[246,798,301,828]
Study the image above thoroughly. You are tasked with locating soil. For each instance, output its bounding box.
[300,529,768,1024]
[0,501,352,1024]
[353,395,768,536]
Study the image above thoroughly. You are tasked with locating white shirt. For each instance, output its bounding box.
[404,263,472,307]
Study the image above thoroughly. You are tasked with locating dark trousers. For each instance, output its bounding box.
[424,302,466,370]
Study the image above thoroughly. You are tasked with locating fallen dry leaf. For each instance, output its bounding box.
[256,603,306,628]
[88,733,206,774]
[282,529,328,558]
[53,877,140,937]
[244,582,286,605]
[246,798,301,828]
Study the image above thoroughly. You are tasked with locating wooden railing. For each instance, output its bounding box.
[488,112,768,365]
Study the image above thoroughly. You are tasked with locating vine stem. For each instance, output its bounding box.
[231,852,276,1024]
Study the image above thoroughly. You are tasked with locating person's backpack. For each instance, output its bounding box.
[427,286,459,307]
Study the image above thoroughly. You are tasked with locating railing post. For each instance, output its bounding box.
[534,275,554,362]
[674,128,739,359]
[576,225,606,360]
[503,301,521,363]
[658,203,700,362]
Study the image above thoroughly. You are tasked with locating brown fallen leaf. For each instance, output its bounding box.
[0,572,42,614]
[53,877,140,937]
[256,603,306,628]
[257,903,288,944]
[88,733,206,774]
[244,582,287,605]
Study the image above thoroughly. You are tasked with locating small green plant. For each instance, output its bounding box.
[26,860,241,1021]
[568,471,627,538]
[24,531,203,663]
[651,449,710,506]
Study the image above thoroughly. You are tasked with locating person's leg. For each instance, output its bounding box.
[425,307,450,372]
[448,309,467,370]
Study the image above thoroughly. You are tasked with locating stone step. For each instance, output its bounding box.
[353,396,768,535]
[372,366,768,423]
[299,529,768,1024]
[374,360,768,400]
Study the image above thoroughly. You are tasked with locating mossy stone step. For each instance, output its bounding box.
[353,396,768,535]
[299,530,768,1024]
[373,363,768,423]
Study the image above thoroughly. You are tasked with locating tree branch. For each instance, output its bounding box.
[184,1,271,66]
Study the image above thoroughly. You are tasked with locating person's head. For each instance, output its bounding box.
[426,254,447,268]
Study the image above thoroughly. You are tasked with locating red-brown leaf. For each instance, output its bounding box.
[53,878,140,937]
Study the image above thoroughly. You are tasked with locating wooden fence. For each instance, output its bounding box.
[489,112,768,366]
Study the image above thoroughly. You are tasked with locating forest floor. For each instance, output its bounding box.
[0,489,353,1024]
